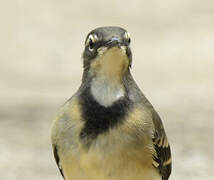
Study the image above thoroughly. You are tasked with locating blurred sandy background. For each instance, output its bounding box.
[0,0,214,179]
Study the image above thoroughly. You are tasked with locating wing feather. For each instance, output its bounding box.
[152,111,172,180]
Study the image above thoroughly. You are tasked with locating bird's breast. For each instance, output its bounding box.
[61,119,160,180]
[57,90,160,180]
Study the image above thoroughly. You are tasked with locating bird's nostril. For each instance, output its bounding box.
[105,37,121,47]
[111,37,120,42]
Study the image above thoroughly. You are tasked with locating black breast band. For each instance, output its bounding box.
[79,86,131,141]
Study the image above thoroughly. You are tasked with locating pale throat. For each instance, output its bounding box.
[89,47,129,107]
[90,77,125,107]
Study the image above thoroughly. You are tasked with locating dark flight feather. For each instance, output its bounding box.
[152,111,172,180]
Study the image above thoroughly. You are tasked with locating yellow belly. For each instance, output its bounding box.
[60,142,161,180]
[62,158,160,180]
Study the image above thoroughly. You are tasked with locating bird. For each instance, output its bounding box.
[51,26,172,180]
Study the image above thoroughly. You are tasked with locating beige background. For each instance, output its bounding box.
[0,0,214,179]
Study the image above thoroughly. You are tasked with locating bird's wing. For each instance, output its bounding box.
[51,97,79,179]
[152,111,172,180]
[53,145,65,179]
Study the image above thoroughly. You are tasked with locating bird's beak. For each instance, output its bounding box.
[104,37,125,49]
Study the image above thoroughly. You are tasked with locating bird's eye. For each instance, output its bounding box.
[86,34,97,51]
[127,37,131,44]
[89,38,95,50]
[124,32,131,44]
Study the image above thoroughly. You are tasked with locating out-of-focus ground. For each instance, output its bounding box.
[0,0,214,179]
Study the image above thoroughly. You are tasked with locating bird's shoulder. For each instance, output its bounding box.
[51,94,83,144]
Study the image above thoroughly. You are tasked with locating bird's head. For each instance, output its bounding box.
[82,26,132,80]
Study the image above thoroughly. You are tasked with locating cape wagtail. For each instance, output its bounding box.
[51,26,172,180]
